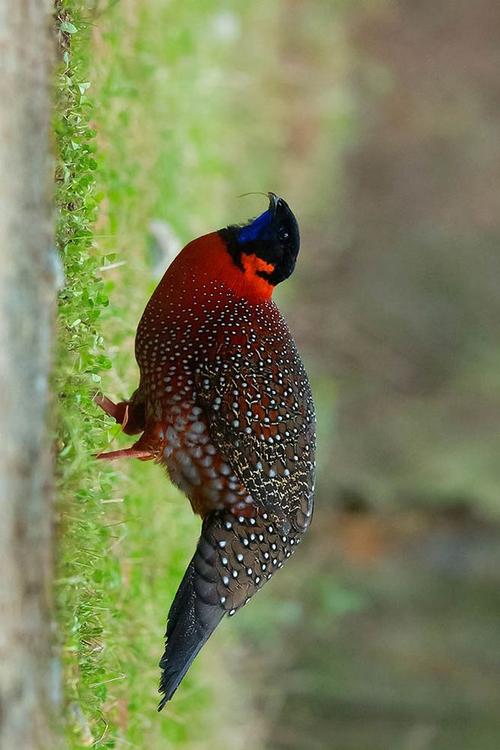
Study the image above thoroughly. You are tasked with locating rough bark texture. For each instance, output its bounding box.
[0,2,58,748]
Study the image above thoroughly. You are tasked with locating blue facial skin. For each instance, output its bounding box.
[237,207,275,244]
[220,194,300,286]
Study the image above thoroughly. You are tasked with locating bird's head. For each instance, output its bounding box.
[219,193,300,296]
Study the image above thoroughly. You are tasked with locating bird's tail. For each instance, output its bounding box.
[158,515,225,710]
[158,507,298,709]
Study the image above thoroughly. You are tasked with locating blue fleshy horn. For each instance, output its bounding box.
[237,193,279,244]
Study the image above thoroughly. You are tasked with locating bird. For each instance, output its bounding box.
[95,193,316,710]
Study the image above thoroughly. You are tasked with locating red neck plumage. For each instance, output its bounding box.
[159,232,275,305]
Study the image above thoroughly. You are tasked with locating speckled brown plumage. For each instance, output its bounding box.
[96,194,316,709]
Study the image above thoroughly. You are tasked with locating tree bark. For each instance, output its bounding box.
[0,2,58,748]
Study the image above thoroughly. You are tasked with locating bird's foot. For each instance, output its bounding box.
[94,393,130,427]
[96,446,153,461]
[94,392,146,435]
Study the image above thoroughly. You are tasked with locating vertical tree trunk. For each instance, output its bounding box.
[0,2,58,748]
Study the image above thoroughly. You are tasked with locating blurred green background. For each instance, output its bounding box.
[56,0,500,748]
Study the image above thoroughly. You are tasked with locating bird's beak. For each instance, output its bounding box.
[267,192,280,216]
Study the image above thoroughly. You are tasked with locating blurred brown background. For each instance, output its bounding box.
[226,2,500,748]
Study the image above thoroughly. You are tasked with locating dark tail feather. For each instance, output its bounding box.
[158,508,300,709]
[158,517,225,709]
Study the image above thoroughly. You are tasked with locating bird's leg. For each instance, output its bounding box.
[94,390,146,435]
[96,445,153,461]
[94,393,129,424]
[96,423,160,461]
[95,389,155,460]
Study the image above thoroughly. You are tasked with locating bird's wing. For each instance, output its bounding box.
[195,336,316,534]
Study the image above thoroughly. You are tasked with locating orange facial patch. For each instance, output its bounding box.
[241,253,275,298]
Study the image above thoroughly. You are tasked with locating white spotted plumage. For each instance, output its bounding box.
[95,195,315,708]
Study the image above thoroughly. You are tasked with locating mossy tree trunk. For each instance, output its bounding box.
[0,2,58,747]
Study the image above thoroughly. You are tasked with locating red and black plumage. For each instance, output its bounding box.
[96,193,316,709]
